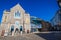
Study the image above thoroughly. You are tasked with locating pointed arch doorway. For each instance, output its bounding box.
[10,25,14,35]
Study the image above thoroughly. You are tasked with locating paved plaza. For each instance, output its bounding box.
[0,31,61,40]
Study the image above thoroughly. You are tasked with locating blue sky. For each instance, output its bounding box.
[0,0,59,23]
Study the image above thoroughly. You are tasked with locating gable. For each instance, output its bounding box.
[10,3,25,13]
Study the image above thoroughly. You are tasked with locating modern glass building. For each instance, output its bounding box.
[50,0,61,31]
[30,16,42,32]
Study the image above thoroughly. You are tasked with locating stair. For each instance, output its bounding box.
[0,33,45,40]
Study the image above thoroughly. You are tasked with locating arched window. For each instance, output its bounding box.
[20,26,22,31]
[14,11,20,19]
[11,25,14,32]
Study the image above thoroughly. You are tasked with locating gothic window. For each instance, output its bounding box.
[11,25,14,32]
[14,11,20,19]
[20,26,22,31]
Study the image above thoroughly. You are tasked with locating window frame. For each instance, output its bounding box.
[14,11,21,19]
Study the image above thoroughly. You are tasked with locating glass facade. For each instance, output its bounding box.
[30,16,42,32]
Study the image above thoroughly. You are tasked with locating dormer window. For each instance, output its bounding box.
[14,11,21,19]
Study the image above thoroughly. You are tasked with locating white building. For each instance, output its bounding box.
[0,4,31,36]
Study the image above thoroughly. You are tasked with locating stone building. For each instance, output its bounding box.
[0,4,31,36]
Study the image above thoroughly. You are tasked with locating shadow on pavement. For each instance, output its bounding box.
[35,32,61,40]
